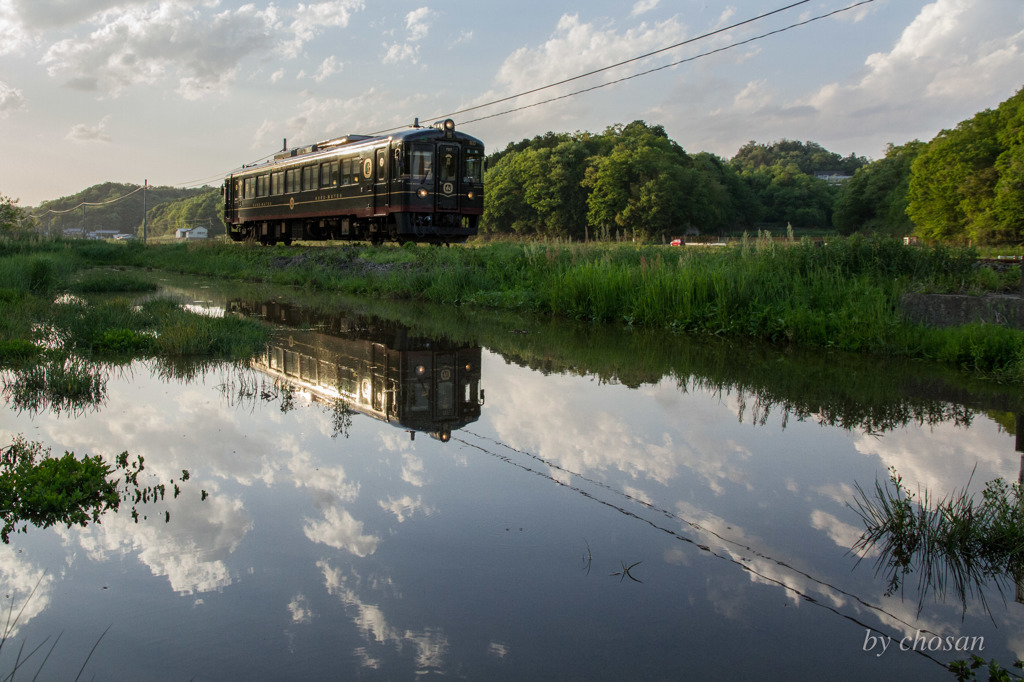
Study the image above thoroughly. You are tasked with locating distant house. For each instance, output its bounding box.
[87,229,120,240]
[815,172,853,185]
[175,227,209,240]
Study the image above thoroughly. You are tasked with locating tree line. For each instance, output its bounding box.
[482,86,1024,245]
[482,121,863,241]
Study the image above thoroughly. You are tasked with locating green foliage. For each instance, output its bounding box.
[0,436,195,543]
[142,188,225,239]
[2,357,107,416]
[949,656,1024,682]
[69,270,159,294]
[93,328,157,355]
[0,339,41,366]
[908,88,1024,245]
[0,436,117,542]
[483,121,755,240]
[833,141,925,236]
[0,195,34,234]
[730,138,867,176]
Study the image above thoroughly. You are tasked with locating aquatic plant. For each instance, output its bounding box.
[0,436,194,543]
[851,466,1024,616]
[1,357,107,416]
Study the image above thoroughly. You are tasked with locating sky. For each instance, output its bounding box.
[0,0,1022,207]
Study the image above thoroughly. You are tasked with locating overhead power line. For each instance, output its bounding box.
[37,185,145,216]
[373,0,819,135]
[456,0,876,128]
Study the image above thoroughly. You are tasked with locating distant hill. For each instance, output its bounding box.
[30,182,225,238]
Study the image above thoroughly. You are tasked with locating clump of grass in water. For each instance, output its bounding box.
[851,466,1024,616]
[1,356,107,416]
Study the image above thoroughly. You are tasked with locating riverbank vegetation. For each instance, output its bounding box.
[0,236,270,385]
[2,234,1019,382]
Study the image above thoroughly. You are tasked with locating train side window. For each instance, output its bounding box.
[392,148,402,180]
[342,158,353,185]
[302,166,314,191]
[286,168,299,193]
[271,172,284,195]
[257,174,269,197]
[464,149,483,183]
[330,161,340,187]
[411,144,433,183]
[319,163,331,188]
[244,177,256,198]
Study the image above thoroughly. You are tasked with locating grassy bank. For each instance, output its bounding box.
[0,235,270,375]
[3,234,1023,381]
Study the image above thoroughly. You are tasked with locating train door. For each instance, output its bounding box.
[437,144,459,212]
[373,147,388,215]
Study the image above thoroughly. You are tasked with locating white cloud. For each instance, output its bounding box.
[380,6,434,65]
[405,7,433,42]
[39,2,280,98]
[631,0,659,17]
[0,545,53,638]
[303,505,379,556]
[35,1,366,99]
[480,13,684,123]
[0,79,25,114]
[313,55,343,82]
[11,0,138,29]
[714,0,1023,156]
[0,0,33,55]
[66,116,112,142]
[280,0,365,59]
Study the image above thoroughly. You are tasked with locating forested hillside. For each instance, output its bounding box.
[29,183,224,238]
[484,86,1024,245]
[483,121,864,241]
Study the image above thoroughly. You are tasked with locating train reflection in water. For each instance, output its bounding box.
[229,300,483,441]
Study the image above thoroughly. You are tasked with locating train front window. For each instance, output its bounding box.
[463,149,483,183]
[411,144,433,183]
[440,151,457,183]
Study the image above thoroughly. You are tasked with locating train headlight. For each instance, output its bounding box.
[467,191,474,200]
[417,188,428,198]
[415,364,426,376]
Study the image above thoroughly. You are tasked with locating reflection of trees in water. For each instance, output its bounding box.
[0,436,194,543]
[852,465,1024,617]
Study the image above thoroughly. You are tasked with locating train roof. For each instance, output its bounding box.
[237,119,482,175]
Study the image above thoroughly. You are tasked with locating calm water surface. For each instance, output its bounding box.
[1,278,1022,680]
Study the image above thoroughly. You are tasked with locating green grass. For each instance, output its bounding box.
[2,234,1022,381]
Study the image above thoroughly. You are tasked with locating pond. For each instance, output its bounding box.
[1,275,1022,681]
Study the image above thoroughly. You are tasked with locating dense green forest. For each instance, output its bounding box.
[3,86,1022,245]
[482,121,859,240]
[24,183,225,239]
[483,86,1024,245]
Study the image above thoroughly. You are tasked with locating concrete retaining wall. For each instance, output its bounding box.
[899,293,1024,329]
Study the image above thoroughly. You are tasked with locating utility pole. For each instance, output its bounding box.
[143,179,148,242]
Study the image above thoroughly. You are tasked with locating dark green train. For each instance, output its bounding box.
[223,119,484,245]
